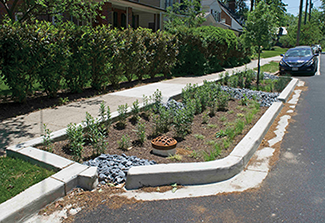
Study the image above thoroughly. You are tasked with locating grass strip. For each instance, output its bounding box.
[0,156,55,203]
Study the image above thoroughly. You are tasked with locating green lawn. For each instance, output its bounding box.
[260,46,288,59]
[0,156,55,203]
[254,61,279,74]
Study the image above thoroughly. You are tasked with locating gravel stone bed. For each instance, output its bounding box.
[83,153,157,185]
[220,86,280,107]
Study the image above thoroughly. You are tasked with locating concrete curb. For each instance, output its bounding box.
[1,72,297,222]
[125,102,283,189]
[278,78,299,103]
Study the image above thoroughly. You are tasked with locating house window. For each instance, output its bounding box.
[113,12,118,27]
[121,13,126,29]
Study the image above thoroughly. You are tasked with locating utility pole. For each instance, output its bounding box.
[296,0,304,46]
[309,0,312,22]
[304,0,308,24]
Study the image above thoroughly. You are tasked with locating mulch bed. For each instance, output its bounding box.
[38,99,267,164]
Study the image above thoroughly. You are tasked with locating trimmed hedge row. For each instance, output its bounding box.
[0,20,250,102]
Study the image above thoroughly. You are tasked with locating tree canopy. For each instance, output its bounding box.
[0,0,107,23]
[164,0,205,32]
[241,1,277,87]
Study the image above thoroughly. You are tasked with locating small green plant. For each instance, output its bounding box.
[134,122,146,144]
[245,112,254,124]
[219,115,227,122]
[194,134,205,140]
[202,112,209,124]
[207,123,218,128]
[221,138,231,149]
[225,126,236,140]
[240,94,249,106]
[58,97,69,105]
[66,123,84,162]
[142,94,151,118]
[205,140,215,145]
[217,92,229,111]
[42,124,53,152]
[235,119,245,135]
[117,103,128,127]
[99,101,110,133]
[152,89,162,113]
[215,129,226,138]
[152,105,170,135]
[173,108,194,138]
[189,150,199,159]
[131,99,140,120]
[167,154,182,161]
[118,134,131,150]
[228,110,234,114]
[237,113,245,118]
[203,142,222,161]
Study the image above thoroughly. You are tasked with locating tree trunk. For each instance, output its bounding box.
[250,0,254,11]
[257,45,261,90]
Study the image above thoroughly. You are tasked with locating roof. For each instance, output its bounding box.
[217,0,244,26]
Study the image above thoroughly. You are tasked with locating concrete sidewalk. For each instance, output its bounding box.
[0,56,281,154]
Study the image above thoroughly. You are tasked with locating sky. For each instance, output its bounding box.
[245,0,323,16]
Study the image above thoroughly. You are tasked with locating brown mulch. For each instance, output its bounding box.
[38,99,267,164]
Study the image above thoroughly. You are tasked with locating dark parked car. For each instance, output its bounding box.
[279,46,318,75]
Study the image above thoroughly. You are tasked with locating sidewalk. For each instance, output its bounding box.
[0,56,281,154]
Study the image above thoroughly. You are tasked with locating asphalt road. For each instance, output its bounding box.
[73,54,325,223]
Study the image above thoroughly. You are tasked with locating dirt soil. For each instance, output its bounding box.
[38,99,267,164]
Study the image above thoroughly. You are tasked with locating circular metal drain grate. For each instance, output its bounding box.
[151,136,177,150]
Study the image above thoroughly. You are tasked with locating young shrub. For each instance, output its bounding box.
[142,94,152,120]
[240,94,249,106]
[66,123,84,162]
[42,124,53,152]
[118,135,131,150]
[134,122,146,144]
[173,107,194,138]
[131,99,140,120]
[152,105,170,135]
[217,92,230,111]
[202,112,209,124]
[82,112,107,155]
[152,89,162,114]
[117,104,128,127]
[224,71,230,85]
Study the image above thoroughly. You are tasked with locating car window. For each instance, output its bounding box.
[285,49,312,57]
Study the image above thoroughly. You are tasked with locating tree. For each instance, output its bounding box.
[0,0,107,23]
[241,1,277,89]
[254,0,287,26]
[164,0,205,32]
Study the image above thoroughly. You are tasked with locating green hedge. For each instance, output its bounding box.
[0,20,250,102]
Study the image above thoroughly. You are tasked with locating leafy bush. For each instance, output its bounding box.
[134,122,146,144]
[118,134,131,150]
[66,123,84,162]
[117,104,128,127]
[0,20,41,102]
[64,23,92,93]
